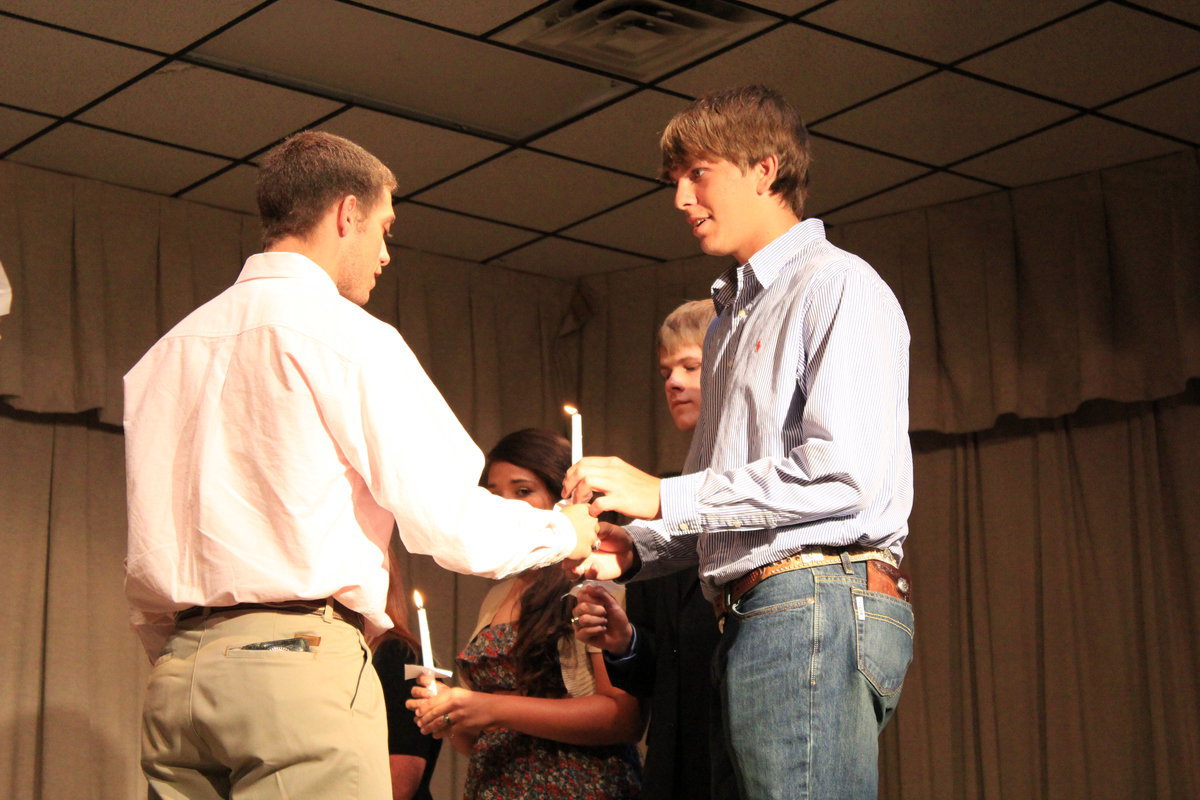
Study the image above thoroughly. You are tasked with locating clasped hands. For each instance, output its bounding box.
[406,675,484,741]
[559,456,661,581]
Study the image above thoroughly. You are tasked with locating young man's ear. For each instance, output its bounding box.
[334,194,359,237]
[753,154,780,196]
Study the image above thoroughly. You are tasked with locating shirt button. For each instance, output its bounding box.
[732,520,741,527]
[679,523,689,532]
[737,309,746,318]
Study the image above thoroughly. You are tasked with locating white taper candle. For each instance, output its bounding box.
[412,590,438,695]
[564,405,582,463]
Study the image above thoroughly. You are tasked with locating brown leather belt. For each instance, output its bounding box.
[175,599,364,631]
[713,546,911,622]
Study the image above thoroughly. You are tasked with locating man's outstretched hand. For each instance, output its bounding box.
[562,456,662,520]
[564,521,634,581]
[560,503,600,561]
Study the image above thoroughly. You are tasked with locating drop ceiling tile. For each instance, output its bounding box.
[359,0,546,35]
[813,71,1073,167]
[755,0,827,14]
[661,24,931,123]
[492,237,653,280]
[822,171,995,225]
[413,149,655,231]
[0,106,53,152]
[194,0,633,140]
[805,137,928,216]
[962,4,1200,109]
[0,17,161,115]
[315,108,507,197]
[9,123,231,195]
[530,90,691,178]
[1105,71,1200,144]
[80,64,341,158]
[393,203,539,263]
[180,164,260,215]
[1132,0,1200,26]
[954,116,1185,186]
[563,189,697,261]
[1,0,264,53]
[804,0,1087,63]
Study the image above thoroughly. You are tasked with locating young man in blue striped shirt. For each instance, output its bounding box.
[564,85,914,800]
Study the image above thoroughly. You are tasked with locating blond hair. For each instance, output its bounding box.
[657,299,716,354]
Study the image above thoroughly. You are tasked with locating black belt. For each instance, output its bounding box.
[175,599,364,631]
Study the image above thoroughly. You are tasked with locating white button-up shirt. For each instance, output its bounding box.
[124,252,575,656]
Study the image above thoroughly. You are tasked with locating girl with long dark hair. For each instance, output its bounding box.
[409,428,643,799]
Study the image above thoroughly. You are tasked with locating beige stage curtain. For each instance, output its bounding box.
[830,148,1200,434]
[879,385,1200,799]
[3,146,1199,800]
[6,389,1197,800]
[0,409,147,800]
[0,160,579,438]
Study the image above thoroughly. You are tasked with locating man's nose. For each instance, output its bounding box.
[674,181,693,211]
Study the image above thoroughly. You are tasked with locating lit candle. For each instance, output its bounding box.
[564,404,582,463]
[412,589,437,696]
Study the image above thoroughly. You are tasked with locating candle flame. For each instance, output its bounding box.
[412,590,424,609]
[563,404,578,415]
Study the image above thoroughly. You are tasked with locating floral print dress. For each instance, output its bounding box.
[457,621,642,800]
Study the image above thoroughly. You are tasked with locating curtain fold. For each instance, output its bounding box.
[883,386,1200,799]
[830,148,1200,433]
[0,161,578,440]
[5,387,1197,799]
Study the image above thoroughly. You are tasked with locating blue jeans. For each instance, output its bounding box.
[715,561,914,800]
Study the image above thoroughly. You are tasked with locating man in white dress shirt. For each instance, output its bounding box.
[124,131,599,799]
[564,86,915,799]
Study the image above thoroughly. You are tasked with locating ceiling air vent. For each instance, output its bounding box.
[494,0,774,81]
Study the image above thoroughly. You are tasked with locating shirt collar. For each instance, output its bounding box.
[710,219,826,314]
[236,251,339,296]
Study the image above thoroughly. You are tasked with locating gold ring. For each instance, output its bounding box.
[591,539,601,552]
[570,616,580,626]
[443,713,452,726]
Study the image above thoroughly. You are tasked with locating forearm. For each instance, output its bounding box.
[603,625,658,698]
[388,755,426,800]
[482,692,643,746]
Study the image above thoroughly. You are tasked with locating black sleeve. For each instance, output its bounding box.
[604,580,659,697]
[373,638,442,760]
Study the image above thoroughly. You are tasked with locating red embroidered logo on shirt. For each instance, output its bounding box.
[755,340,762,352]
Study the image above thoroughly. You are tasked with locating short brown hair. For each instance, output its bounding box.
[658,299,716,354]
[257,131,397,248]
[660,85,811,218]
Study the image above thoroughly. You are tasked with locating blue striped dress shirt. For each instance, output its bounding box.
[629,219,913,596]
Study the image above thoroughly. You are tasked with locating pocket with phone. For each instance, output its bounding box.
[237,637,312,652]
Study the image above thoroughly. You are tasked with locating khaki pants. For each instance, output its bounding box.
[141,605,389,800]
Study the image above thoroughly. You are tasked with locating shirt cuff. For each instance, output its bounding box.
[659,472,704,542]
[603,624,639,663]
